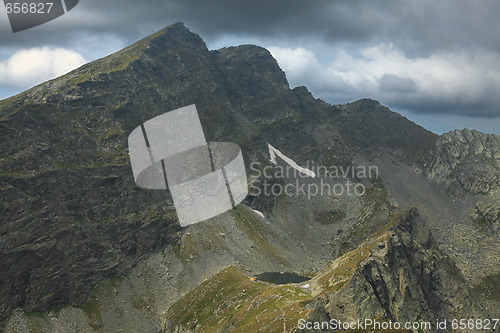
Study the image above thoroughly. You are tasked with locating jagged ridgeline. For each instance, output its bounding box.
[0,23,498,332]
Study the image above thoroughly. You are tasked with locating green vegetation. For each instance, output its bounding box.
[317,211,401,294]
[163,266,313,333]
[164,210,408,332]
[63,26,168,85]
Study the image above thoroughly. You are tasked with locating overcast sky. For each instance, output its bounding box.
[1,0,499,134]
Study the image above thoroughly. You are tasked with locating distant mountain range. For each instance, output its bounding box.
[0,22,498,332]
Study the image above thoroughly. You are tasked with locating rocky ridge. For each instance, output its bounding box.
[418,129,500,196]
[302,208,483,333]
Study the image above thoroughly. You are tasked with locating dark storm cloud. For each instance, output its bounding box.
[3,0,369,49]
[2,0,499,53]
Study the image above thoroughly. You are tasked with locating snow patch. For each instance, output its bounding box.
[268,143,316,178]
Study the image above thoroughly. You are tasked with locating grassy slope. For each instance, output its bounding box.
[162,266,312,333]
[162,210,405,332]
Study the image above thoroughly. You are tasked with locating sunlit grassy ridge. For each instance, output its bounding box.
[162,266,312,333]
[162,210,406,332]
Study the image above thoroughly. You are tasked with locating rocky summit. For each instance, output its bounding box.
[0,23,498,332]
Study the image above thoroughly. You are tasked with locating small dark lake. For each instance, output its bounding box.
[255,272,310,284]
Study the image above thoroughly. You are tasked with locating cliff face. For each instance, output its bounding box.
[0,23,497,331]
[419,129,500,196]
[416,129,499,260]
[301,209,481,333]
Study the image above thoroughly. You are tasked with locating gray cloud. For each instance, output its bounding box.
[2,0,500,54]
[269,43,500,120]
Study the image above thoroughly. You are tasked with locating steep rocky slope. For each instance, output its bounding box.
[159,209,483,333]
[418,129,500,197]
[301,208,483,333]
[0,23,497,332]
[418,129,499,235]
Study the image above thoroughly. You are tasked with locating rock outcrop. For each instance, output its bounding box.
[419,129,500,196]
[301,209,482,332]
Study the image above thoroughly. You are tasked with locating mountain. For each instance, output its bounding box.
[0,23,498,332]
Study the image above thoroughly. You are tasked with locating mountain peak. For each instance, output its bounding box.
[161,21,187,31]
[0,22,209,107]
[70,21,208,79]
[142,21,207,52]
